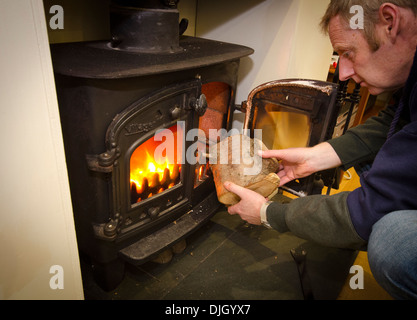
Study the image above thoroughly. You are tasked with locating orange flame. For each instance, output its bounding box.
[130,124,182,203]
[130,151,179,190]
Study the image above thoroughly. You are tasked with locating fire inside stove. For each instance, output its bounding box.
[130,124,183,205]
[128,82,230,205]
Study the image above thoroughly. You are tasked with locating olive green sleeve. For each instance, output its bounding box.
[266,192,367,250]
[327,105,395,170]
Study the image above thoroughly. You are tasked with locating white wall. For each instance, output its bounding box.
[196,0,333,104]
[0,0,83,299]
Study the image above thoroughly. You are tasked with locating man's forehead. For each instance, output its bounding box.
[329,14,355,34]
[329,15,360,51]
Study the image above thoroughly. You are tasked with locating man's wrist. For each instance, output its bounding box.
[311,142,342,172]
[260,201,273,228]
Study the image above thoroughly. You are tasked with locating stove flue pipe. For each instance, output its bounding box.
[110,0,188,53]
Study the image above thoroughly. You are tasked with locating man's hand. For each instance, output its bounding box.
[223,143,341,225]
[260,142,342,186]
[261,148,315,186]
[223,181,267,225]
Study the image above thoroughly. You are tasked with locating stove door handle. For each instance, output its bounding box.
[190,94,207,117]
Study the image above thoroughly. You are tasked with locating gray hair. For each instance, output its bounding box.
[320,0,417,51]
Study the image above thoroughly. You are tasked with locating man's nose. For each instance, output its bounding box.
[338,60,355,81]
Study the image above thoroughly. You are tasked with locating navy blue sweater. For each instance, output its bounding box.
[347,49,417,241]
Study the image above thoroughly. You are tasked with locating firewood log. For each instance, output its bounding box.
[209,134,280,206]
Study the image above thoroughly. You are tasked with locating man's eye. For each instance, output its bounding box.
[342,51,351,59]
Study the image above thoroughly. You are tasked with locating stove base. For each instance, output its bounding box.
[88,192,222,291]
[120,191,221,264]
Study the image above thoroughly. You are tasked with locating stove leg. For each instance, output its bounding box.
[91,258,125,292]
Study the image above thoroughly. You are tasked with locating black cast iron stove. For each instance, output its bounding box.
[51,0,253,290]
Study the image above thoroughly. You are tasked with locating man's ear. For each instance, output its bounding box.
[379,3,401,41]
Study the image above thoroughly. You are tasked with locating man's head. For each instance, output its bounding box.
[321,0,417,95]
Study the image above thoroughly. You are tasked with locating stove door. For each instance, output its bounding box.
[242,79,340,195]
[87,78,207,241]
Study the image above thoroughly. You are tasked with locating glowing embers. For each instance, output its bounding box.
[130,124,182,204]
[194,162,210,188]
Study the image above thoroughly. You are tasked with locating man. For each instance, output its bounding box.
[224,0,417,300]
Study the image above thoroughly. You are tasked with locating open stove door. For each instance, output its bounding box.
[241,79,341,196]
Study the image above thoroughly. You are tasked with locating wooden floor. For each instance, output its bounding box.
[323,169,394,300]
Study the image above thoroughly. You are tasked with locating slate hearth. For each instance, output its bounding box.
[81,194,358,300]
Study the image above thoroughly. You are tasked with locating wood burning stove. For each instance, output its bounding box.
[51,1,344,291]
[51,0,253,290]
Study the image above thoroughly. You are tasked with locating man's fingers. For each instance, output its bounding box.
[277,170,294,187]
[224,182,262,204]
[224,181,247,198]
[259,149,285,160]
[227,204,237,215]
[279,176,292,187]
[224,182,245,216]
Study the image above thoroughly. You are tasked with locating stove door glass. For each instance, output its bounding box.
[256,103,311,150]
[130,123,183,205]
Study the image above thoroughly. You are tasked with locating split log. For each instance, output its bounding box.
[209,134,280,206]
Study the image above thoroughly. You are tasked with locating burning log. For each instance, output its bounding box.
[160,168,171,189]
[170,164,180,184]
[130,182,140,203]
[130,164,182,204]
[150,173,160,188]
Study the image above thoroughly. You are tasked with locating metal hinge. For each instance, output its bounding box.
[86,147,120,173]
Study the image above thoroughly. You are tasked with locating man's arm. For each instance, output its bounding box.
[328,104,396,170]
[266,192,367,250]
[224,181,367,250]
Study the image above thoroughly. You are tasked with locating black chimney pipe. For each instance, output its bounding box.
[110,0,186,53]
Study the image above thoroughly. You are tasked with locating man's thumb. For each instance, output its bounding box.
[224,181,245,197]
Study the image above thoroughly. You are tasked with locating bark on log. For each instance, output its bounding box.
[209,134,280,206]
